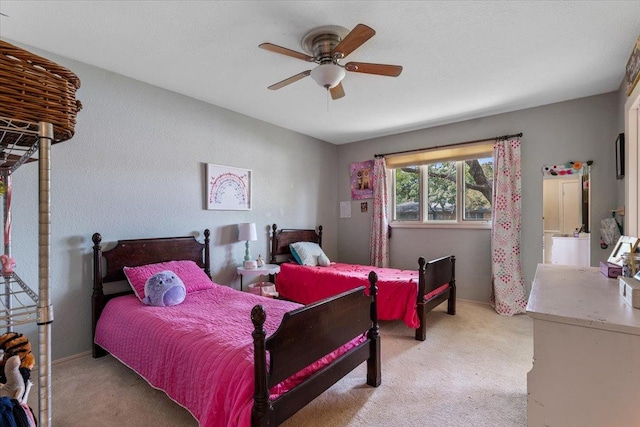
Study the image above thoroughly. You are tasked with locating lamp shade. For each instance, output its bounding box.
[238,223,257,242]
[310,63,346,89]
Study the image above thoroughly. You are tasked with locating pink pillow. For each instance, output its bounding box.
[123,260,213,302]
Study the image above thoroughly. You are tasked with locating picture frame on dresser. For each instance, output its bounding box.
[615,133,625,180]
[607,235,639,266]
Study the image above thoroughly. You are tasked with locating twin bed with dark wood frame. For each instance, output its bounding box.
[270,223,456,341]
[91,229,381,427]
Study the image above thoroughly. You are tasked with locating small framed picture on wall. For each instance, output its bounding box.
[616,133,625,180]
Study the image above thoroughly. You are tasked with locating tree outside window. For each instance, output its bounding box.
[393,157,493,224]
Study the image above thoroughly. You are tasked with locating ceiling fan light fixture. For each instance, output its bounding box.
[310,63,345,89]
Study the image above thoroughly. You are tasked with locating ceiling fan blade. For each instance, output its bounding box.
[330,82,345,100]
[345,62,403,77]
[267,70,312,90]
[259,43,315,62]
[332,24,375,59]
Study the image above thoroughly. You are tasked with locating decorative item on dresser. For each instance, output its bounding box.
[269,223,456,341]
[91,229,381,427]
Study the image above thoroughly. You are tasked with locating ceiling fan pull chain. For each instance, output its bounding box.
[326,88,331,112]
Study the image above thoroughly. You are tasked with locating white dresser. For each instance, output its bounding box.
[527,264,640,426]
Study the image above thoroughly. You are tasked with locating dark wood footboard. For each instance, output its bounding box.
[251,272,380,426]
[415,255,456,341]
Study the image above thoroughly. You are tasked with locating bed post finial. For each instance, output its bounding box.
[448,256,456,315]
[415,256,428,341]
[251,305,270,425]
[366,271,381,387]
[92,233,106,358]
[92,233,103,297]
[203,229,211,278]
[367,271,379,334]
[417,256,426,305]
[318,225,323,247]
[92,233,101,244]
[270,224,278,264]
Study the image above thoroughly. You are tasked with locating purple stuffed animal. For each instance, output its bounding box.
[143,270,186,306]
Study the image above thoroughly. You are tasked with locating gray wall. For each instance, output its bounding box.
[337,93,619,303]
[6,43,623,360]
[8,46,338,361]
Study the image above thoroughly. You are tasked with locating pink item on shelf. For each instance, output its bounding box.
[0,254,15,274]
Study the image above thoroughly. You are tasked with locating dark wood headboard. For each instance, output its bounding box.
[269,224,322,264]
[91,229,210,357]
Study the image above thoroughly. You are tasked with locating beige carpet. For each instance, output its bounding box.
[29,300,532,426]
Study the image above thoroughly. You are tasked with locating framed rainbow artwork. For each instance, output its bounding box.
[206,163,251,210]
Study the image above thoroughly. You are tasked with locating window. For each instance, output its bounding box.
[392,155,494,225]
[462,158,493,221]
[394,165,420,221]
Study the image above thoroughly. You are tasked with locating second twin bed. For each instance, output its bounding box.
[270,224,457,341]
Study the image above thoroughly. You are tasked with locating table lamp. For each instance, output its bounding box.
[238,223,258,268]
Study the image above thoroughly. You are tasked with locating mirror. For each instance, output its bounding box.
[542,161,591,266]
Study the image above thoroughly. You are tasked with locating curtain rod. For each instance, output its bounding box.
[374,132,523,158]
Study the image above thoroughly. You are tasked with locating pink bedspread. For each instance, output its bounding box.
[276,262,448,329]
[95,283,363,426]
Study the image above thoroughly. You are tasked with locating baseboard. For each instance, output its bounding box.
[457,297,491,306]
[51,350,92,366]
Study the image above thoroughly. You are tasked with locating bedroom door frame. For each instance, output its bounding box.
[625,82,640,236]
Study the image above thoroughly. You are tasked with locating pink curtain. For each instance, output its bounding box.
[491,138,527,315]
[370,157,389,267]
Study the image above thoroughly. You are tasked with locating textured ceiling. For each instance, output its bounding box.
[1,1,639,144]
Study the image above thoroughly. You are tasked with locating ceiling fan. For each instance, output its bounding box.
[259,23,403,100]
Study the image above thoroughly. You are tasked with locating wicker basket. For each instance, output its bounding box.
[0,39,82,145]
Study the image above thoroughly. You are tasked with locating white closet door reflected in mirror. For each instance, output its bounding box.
[543,174,590,266]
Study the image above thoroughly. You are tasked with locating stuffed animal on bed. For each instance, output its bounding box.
[143,270,186,306]
[0,332,33,385]
[0,356,24,400]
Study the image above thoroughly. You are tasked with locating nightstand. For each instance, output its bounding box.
[237,264,280,291]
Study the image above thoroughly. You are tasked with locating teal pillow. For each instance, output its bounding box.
[289,242,329,266]
[290,245,303,265]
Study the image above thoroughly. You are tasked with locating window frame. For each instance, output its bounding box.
[390,155,493,229]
